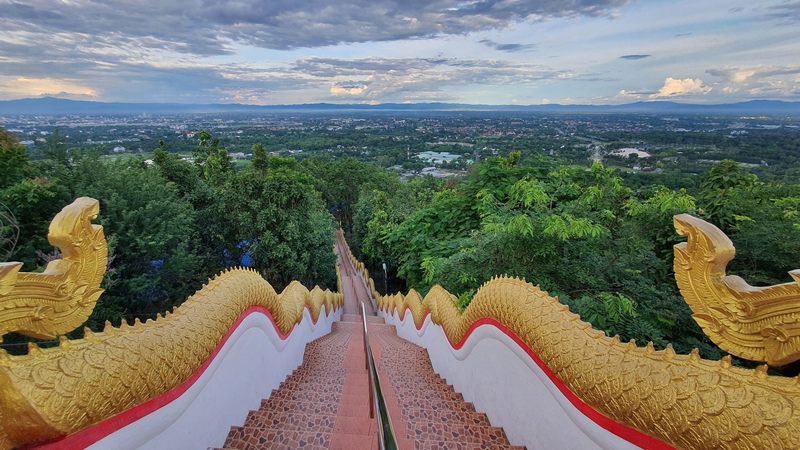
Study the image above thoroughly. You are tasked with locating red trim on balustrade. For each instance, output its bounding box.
[386,305,673,450]
[35,305,331,450]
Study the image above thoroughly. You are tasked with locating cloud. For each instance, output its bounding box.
[289,56,574,102]
[478,39,536,52]
[619,54,650,60]
[763,1,800,23]
[617,89,655,99]
[330,81,369,96]
[650,77,711,98]
[0,76,97,98]
[706,65,800,98]
[0,0,628,56]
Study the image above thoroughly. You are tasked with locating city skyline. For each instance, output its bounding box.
[0,0,798,105]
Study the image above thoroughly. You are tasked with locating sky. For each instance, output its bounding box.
[0,0,798,105]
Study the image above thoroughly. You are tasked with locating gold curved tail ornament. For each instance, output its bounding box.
[0,197,107,340]
[674,213,800,366]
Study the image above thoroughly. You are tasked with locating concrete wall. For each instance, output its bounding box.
[88,307,341,450]
[379,309,643,450]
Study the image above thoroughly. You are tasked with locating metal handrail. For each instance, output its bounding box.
[360,301,397,450]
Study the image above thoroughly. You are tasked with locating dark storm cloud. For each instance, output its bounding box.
[0,0,628,54]
[478,39,536,52]
[619,54,650,60]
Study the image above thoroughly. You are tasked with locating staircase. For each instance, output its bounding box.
[217,240,522,449]
[370,327,524,450]
[220,316,378,449]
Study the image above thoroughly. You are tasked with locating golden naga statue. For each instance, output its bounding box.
[674,214,800,367]
[0,197,107,339]
[340,237,800,449]
[0,198,343,449]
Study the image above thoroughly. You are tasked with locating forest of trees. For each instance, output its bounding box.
[0,128,338,336]
[3,126,800,362]
[347,153,800,361]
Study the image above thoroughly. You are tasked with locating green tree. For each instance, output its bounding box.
[0,129,32,189]
[225,159,336,290]
[699,160,756,232]
[70,156,205,327]
[193,130,233,184]
[252,143,268,175]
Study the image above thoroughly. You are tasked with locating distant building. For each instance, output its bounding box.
[416,151,460,164]
[611,148,651,158]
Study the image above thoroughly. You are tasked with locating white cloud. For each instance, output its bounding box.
[651,77,711,98]
[0,76,97,99]
[330,82,369,96]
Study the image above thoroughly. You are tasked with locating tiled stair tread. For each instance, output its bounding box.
[398,397,478,412]
[341,314,382,323]
[394,388,464,403]
[388,380,462,396]
[403,407,492,427]
[268,388,340,404]
[286,368,347,378]
[224,426,332,450]
[388,372,455,385]
[389,371,454,390]
[408,420,510,444]
[240,411,337,432]
[416,440,526,450]
[278,379,345,393]
[259,398,340,416]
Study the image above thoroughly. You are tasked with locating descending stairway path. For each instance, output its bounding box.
[369,327,524,450]
[220,234,521,449]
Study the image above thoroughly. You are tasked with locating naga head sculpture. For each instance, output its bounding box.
[0,197,107,340]
[674,213,800,366]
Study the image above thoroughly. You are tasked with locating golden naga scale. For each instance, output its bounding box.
[1,198,799,449]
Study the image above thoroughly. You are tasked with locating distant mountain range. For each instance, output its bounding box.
[1,96,798,115]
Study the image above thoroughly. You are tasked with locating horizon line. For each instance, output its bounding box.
[2,96,799,108]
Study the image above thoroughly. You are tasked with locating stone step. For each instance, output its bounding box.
[342,313,383,323]
[259,398,339,416]
[241,411,336,433]
[283,369,346,379]
[415,440,525,450]
[223,425,332,449]
[278,378,345,394]
[397,397,477,413]
[407,420,511,445]
[267,387,339,404]
[402,407,491,428]
[395,387,464,402]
